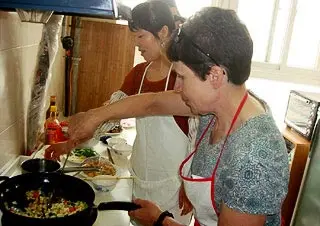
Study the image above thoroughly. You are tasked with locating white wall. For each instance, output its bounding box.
[0,12,65,169]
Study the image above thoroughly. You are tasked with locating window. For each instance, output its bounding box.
[236,0,320,71]
[287,0,320,69]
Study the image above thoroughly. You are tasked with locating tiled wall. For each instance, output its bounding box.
[0,11,65,169]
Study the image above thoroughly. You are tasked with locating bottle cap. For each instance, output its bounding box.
[50,96,56,101]
[50,106,57,112]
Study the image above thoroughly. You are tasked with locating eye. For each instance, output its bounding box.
[138,35,143,38]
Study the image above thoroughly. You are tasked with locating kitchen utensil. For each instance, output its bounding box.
[61,151,70,172]
[31,142,45,159]
[0,173,141,226]
[107,148,115,164]
[83,175,134,180]
[21,158,100,174]
[99,136,115,164]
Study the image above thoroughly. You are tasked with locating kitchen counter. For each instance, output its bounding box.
[0,126,137,226]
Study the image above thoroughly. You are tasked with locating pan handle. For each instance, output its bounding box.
[97,201,141,211]
[0,176,9,183]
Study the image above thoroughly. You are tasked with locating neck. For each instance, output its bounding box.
[213,85,248,134]
[151,55,171,70]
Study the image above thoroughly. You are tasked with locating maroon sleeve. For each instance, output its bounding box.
[120,63,147,96]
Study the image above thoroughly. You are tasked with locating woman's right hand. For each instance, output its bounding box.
[67,110,101,143]
[179,184,193,215]
[44,140,76,161]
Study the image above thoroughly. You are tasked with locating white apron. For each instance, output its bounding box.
[179,92,249,226]
[179,117,218,226]
[130,62,191,224]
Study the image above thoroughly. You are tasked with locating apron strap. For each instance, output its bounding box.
[211,92,248,216]
[138,62,153,94]
[138,62,173,94]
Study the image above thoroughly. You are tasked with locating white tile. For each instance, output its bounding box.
[0,119,25,168]
[0,12,21,51]
[0,48,23,131]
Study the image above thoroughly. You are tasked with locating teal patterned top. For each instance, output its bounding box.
[191,103,289,225]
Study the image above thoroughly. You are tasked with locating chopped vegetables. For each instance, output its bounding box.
[5,190,88,218]
[72,148,97,158]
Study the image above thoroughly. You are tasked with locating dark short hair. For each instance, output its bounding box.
[148,0,177,8]
[129,1,175,39]
[167,7,253,85]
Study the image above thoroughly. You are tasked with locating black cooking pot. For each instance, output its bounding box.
[0,173,140,226]
[21,158,98,174]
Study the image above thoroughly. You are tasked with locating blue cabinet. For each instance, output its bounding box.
[0,0,117,18]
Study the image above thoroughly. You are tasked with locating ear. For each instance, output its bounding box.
[207,66,225,89]
[158,25,170,42]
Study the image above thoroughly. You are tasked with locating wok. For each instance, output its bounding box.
[0,172,140,226]
[21,158,99,174]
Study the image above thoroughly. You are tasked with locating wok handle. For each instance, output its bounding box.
[0,176,9,183]
[97,201,141,211]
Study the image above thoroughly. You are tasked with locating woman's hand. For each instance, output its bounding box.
[67,110,101,143]
[179,184,193,216]
[44,140,76,161]
[129,199,162,226]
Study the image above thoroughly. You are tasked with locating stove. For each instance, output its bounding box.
[0,150,133,226]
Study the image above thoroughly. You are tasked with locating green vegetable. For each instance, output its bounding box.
[72,148,97,157]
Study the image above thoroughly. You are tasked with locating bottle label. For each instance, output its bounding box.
[46,129,57,145]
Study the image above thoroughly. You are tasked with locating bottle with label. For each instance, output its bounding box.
[45,106,63,145]
[46,95,58,119]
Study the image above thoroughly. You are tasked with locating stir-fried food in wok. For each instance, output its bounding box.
[5,190,88,218]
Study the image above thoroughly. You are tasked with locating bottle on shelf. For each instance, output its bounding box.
[45,106,63,145]
[46,95,58,119]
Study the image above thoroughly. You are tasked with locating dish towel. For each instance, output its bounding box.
[94,90,128,139]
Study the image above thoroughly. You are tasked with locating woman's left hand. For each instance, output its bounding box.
[129,199,162,226]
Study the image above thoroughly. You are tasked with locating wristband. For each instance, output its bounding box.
[153,210,174,226]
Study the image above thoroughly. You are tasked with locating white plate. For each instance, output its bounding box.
[62,150,99,165]
[120,118,136,128]
[103,132,122,136]
[65,154,86,165]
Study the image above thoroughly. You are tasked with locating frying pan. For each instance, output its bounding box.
[0,173,140,226]
[21,158,99,174]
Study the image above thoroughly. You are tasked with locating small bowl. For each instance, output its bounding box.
[81,156,119,192]
[112,143,133,157]
[106,137,127,147]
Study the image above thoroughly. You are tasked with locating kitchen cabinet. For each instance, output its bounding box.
[76,19,135,112]
[0,0,116,18]
[281,127,311,226]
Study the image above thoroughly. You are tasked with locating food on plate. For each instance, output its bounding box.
[83,159,116,177]
[68,148,98,163]
[5,190,87,218]
[107,125,122,133]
